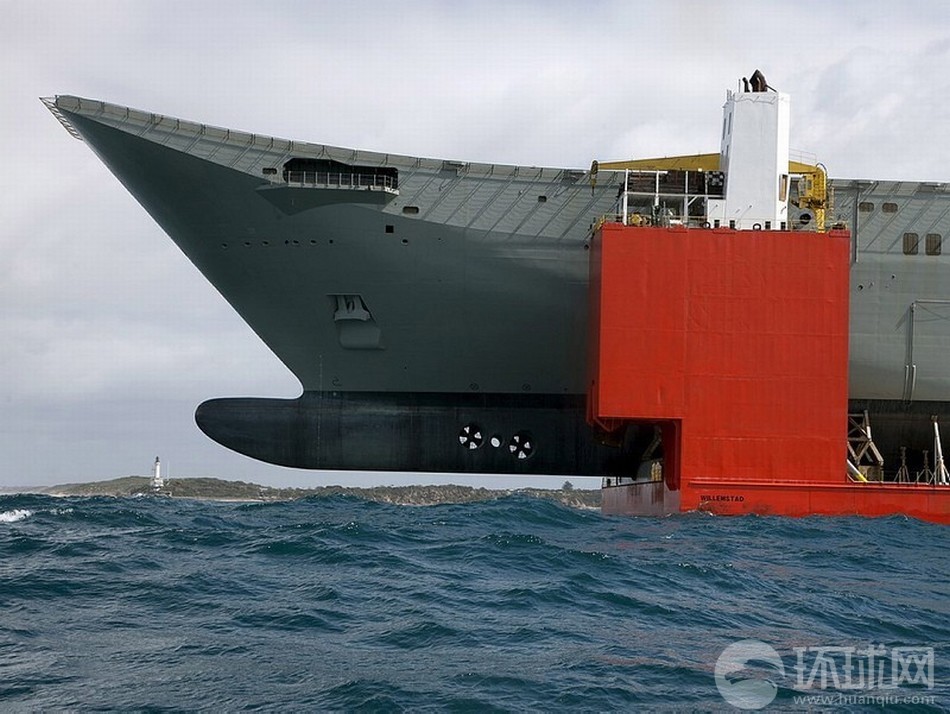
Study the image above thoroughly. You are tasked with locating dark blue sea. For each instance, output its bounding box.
[1,493,947,712]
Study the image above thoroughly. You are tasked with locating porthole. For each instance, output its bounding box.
[537,195,547,203]
[858,201,874,212]
[402,206,420,215]
[882,202,898,214]
[458,424,484,450]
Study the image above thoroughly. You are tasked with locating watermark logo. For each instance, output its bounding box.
[794,644,934,691]
[714,639,784,710]
[714,640,936,709]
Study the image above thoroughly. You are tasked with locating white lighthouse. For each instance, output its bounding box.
[151,456,164,491]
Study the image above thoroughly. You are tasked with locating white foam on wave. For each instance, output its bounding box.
[0,509,33,523]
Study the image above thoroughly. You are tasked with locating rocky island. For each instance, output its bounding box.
[41,477,601,509]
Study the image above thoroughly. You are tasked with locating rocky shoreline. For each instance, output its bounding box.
[33,477,602,509]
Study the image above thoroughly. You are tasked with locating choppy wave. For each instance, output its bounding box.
[0,492,946,711]
[0,508,33,523]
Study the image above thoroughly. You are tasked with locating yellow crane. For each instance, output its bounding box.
[590,153,829,231]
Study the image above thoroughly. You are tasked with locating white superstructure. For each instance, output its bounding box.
[708,75,790,230]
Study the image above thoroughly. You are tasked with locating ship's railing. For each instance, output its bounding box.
[284,170,398,193]
[590,213,827,234]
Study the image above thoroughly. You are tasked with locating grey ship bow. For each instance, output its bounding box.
[43,95,636,475]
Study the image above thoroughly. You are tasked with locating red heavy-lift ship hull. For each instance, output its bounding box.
[589,223,949,525]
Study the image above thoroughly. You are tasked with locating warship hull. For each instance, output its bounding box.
[45,95,950,477]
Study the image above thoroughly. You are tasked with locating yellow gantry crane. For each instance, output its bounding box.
[590,153,829,231]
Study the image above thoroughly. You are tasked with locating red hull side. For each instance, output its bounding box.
[602,478,949,525]
[591,224,949,524]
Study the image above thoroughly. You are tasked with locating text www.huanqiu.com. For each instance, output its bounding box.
[793,692,937,707]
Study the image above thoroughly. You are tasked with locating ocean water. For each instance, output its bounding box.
[0,493,947,712]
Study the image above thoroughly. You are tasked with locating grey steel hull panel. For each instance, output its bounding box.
[57,103,604,398]
[836,181,950,404]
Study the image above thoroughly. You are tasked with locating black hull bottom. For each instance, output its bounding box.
[195,392,950,477]
[195,391,642,475]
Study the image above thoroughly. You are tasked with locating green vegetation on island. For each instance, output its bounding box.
[42,477,601,509]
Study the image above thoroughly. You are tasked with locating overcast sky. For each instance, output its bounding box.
[3,1,949,489]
